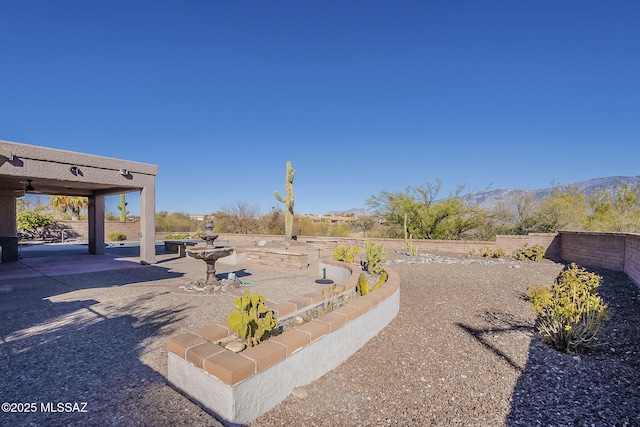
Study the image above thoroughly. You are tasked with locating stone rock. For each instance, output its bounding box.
[291,387,308,399]
[257,240,267,247]
[226,341,246,353]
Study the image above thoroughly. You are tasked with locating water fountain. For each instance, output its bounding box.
[186,220,235,290]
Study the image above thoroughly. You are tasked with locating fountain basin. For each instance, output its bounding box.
[186,246,234,261]
[187,246,235,287]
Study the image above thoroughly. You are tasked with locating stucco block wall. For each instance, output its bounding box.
[624,235,640,287]
[558,231,640,288]
[59,220,140,241]
[298,234,560,258]
[559,231,626,271]
[496,233,561,261]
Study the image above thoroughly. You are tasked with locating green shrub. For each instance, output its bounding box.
[227,290,277,348]
[512,243,546,261]
[332,245,361,263]
[165,233,192,239]
[364,240,388,274]
[479,247,505,258]
[106,232,127,242]
[528,263,608,354]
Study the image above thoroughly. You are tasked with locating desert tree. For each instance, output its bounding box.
[221,201,261,234]
[366,179,480,239]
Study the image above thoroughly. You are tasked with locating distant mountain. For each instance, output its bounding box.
[324,208,372,217]
[326,176,640,215]
[463,176,640,210]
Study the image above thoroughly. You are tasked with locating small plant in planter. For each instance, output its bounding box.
[227,290,277,348]
[320,284,349,315]
[357,271,388,296]
[332,245,361,263]
[362,241,388,274]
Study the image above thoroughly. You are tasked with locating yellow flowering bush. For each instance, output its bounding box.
[528,263,608,354]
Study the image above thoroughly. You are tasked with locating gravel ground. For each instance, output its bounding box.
[1,247,639,426]
[253,252,640,427]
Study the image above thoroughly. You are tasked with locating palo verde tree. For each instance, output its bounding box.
[584,182,640,233]
[366,179,480,239]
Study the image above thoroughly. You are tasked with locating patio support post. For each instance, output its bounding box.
[0,194,19,262]
[139,184,156,264]
[88,194,105,255]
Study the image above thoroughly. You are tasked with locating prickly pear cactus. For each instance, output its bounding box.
[227,290,277,347]
[274,161,295,241]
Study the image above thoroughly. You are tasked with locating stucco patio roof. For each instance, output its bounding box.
[0,140,157,197]
[0,139,158,264]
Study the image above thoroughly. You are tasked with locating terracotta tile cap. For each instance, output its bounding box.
[270,330,311,356]
[361,292,384,305]
[186,342,225,368]
[346,298,373,314]
[333,304,360,322]
[295,319,331,342]
[203,350,256,386]
[302,291,326,304]
[240,340,287,372]
[316,311,347,332]
[192,324,229,342]
[288,296,314,311]
[166,333,207,359]
[268,301,297,319]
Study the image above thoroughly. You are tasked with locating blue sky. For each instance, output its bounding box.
[2,1,639,216]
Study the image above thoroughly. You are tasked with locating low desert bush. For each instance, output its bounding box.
[332,245,361,263]
[512,243,546,261]
[106,232,127,242]
[528,263,608,354]
[479,247,505,258]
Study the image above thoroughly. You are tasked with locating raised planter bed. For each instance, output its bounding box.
[245,248,309,269]
[166,259,400,425]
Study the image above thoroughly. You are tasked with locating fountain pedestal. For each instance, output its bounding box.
[186,221,234,290]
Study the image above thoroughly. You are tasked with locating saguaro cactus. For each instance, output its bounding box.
[274,160,295,241]
[117,194,128,222]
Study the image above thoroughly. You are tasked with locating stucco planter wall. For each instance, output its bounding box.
[166,260,400,424]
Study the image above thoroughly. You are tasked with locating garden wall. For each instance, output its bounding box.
[559,231,640,287]
[58,220,140,241]
[302,233,561,260]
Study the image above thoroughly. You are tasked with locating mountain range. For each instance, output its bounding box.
[326,176,640,215]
